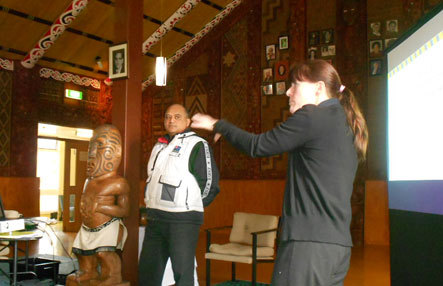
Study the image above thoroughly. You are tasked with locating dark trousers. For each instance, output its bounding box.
[138,220,200,286]
[271,240,351,286]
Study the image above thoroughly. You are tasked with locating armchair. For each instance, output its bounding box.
[205,212,279,285]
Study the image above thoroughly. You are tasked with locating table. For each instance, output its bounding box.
[0,230,43,286]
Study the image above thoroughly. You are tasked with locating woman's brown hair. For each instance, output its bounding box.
[290,60,369,160]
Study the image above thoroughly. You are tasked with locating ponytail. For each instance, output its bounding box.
[337,87,368,161]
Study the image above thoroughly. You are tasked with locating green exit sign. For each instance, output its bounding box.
[65,89,83,100]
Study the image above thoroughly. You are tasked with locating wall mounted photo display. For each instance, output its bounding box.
[385,38,397,49]
[370,59,383,76]
[308,47,318,60]
[263,67,273,82]
[275,60,289,81]
[386,19,398,33]
[321,46,329,57]
[109,43,128,80]
[276,81,286,95]
[327,45,336,56]
[320,29,334,44]
[278,35,289,50]
[369,39,383,57]
[369,21,382,37]
[262,84,273,95]
[265,44,276,61]
[308,31,320,46]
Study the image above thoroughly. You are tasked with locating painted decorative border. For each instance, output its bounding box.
[0,58,14,71]
[21,0,89,68]
[40,68,101,89]
[142,0,201,54]
[142,0,243,89]
[388,31,442,79]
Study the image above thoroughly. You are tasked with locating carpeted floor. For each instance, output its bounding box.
[214,280,270,286]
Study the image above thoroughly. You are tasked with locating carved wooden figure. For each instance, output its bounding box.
[67,124,130,286]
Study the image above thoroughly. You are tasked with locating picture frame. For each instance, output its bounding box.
[369,40,383,57]
[386,19,398,33]
[308,31,320,46]
[327,45,336,56]
[262,84,273,95]
[385,38,397,49]
[308,47,318,60]
[275,60,289,81]
[278,35,289,50]
[369,22,382,37]
[276,81,286,95]
[263,67,273,82]
[265,44,276,61]
[109,43,128,80]
[370,59,383,76]
[321,46,329,57]
[320,29,334,44]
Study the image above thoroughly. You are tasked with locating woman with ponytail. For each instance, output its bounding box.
[192,59,368,286]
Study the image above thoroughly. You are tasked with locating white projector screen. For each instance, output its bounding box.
[387,9,443,181]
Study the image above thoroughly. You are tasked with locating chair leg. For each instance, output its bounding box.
[252,260,257,286]
[231,262,236,281]
[206,259,211,286]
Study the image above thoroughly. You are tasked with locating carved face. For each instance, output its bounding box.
[87,125,122,178]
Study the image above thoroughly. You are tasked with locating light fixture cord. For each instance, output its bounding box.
[160,0,163,57]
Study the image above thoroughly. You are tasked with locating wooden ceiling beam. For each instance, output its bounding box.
[201,0,223,11]
[0,5,113,45]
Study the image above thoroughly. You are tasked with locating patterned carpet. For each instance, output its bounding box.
[215,281,270,286]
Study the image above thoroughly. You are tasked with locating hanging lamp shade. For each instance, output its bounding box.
[155,57,167,86]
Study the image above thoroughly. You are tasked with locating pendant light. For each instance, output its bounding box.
[156,1,167,86]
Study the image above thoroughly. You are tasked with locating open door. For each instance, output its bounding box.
[63,140,89,232]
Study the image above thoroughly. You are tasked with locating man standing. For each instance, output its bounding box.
[139,104,220,286]
[67,124,130,286]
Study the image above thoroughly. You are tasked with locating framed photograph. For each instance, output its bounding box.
[109,43,128,79]
[370,59,383,76]
[385,38,397,49]
[327,45,336,56]
[275,60,289,81]
[321,46,329,57]
[276,81,286,95]
[263,67,273,82]
[369,40,383,57]
[262,84,273,95]
[369,22,382,37]
[321,29,334,44]
[265,44,276,61]
[308,31,320,46]
[279,35,289,50]
[308,47,318,60]
[386,19,398,33]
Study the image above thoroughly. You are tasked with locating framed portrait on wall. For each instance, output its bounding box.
[308,31,320,46]
[276,81,286,95]
[279,35,289,50]
[109,43,128,80]
[369,39,383,57]
[265,44,276,61]
[321,29,334,44]
[386,19,398,33]
[262,84,273,95]
[275,60,289,81]
[308,47,318,59]
[370,59,383,76]
[263,67,273,82]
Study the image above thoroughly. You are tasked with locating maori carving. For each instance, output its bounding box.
[142,0,243,89]
[0,58,14,71]
[21,0,89,68]
[39,68,101,89]
[143,0,201,54]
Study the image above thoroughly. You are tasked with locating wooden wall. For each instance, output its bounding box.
[365,180,390,245]
[0,177,40,217]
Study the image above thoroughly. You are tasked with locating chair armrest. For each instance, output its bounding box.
[205,225,233,233]
[251,228,278,235]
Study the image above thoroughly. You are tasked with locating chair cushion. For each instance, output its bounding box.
[209,242,274,257]
[205,252,274,264]
[229,212,278,248]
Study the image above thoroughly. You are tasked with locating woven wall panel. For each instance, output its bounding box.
[0,70,12,168]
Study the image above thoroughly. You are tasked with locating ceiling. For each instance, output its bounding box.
[0,0,234,81]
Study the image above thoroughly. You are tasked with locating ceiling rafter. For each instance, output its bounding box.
[142,0,201,55]
[0,6,113,45]
[142,0,243,89]
[0,45,107,75]
[21,0,90,68]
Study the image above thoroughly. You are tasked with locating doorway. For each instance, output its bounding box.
[36,123,92,232]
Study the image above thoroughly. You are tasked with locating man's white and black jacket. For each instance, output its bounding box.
[144,130,220,224]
